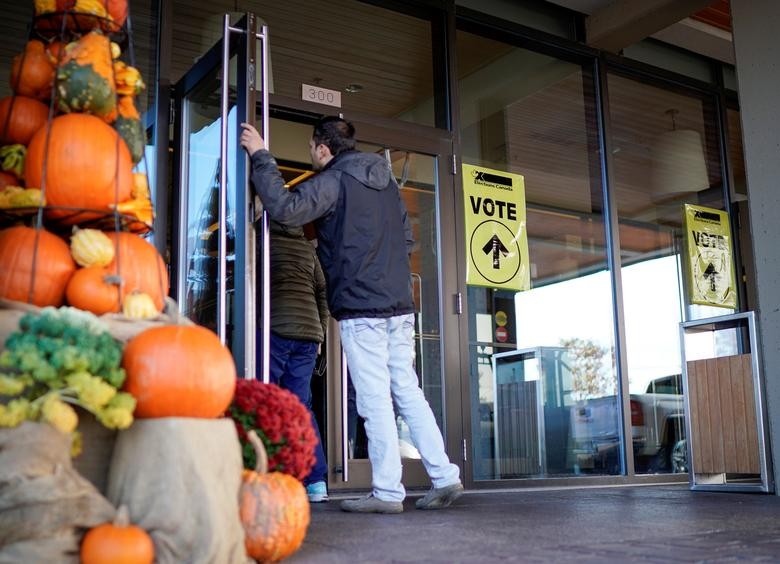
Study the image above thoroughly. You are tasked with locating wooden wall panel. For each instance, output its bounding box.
[687,353,760,475]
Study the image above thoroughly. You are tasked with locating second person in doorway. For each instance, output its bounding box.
[266,219,329,502]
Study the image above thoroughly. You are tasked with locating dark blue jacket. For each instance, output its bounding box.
[250,149,415,321]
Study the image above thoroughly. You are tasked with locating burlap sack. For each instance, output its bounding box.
[0,422,115,563]
[72,409,117,496]
[106,418,251,564]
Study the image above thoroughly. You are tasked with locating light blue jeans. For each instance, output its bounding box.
[339,314,460,502]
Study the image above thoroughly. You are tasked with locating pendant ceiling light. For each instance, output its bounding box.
[649,109,709,202]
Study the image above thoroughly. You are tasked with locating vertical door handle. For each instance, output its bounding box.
[257,25,271,383]
[217,13,231,345]
[341,346,349,482]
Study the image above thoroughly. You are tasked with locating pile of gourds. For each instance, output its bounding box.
[0,2,312,563]
[0,0,165,320]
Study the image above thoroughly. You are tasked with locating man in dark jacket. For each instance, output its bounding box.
[267,219,329,502]
[240,117,463,514]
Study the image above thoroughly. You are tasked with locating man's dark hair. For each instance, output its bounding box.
[312,116,356,157]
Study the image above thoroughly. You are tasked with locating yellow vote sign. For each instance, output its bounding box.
[463,164,530,291]
[684,204,737,309]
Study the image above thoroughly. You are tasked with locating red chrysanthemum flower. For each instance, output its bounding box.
[229,379,317,481]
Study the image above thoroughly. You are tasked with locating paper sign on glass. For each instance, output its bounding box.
[684,204,737,309]
[462,163,530,292]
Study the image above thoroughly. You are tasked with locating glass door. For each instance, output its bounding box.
[245,110,463,492]
[172,14,269,379]
[324,120,461,492]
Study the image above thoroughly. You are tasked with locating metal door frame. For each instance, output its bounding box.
[171,13,267,380]
[327,115,462,492]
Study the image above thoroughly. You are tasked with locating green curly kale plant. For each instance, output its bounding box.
[0,307,136,453]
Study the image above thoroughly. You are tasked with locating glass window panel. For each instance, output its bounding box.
[172,0,435,127]
[458,30,620,480]
[181,62,239,336]
[607,72,727,475]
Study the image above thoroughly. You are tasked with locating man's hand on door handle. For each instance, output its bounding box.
[240,122,265,155]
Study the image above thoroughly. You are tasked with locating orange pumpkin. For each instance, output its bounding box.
[105,232,168,311]
[0,225,75,306]
[81,506,154,564]
[56,31,116,120]
[10,40,55,100]
[240,431,310,562]
[106,0,128,26]
[0,171,16,189]
[25,113,133,220]
[65,265,122,315]
[122,325,237,418]
[0,96,48,145]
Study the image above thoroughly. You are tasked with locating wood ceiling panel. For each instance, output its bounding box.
[171,0,434,119]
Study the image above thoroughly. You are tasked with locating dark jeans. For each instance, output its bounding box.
[268,333,327,486]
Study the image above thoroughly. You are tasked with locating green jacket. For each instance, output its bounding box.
[270,221,329,343]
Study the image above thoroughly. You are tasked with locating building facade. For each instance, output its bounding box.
[3,0,778,495]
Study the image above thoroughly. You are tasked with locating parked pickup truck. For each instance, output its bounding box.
[570,375,686,474]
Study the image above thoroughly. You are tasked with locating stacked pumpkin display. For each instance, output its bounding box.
[0,3,161,563]
[0,2,165,320]
[0,4,313,563]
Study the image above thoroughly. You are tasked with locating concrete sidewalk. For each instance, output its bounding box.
[288,485,780,563]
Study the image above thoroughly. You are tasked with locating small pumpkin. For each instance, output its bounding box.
[0,95,48,145]
[65,265,122,315]
[25,113,133,220]
[112,96,145,163]
[104,232,168,310]
[240,430,310,562]
[10,40,55,101]
[70,227,115,267]
[121,324,237,418]
[56,32,116,120]
[122,291,157,319]
[0,186,44,209]
[0,225,76,307]
[114,62,145,97]
[80,505,154,564]
[105,0,129,26]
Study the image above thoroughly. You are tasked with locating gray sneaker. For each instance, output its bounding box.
[415,482,464,510]
[340,494,403,514]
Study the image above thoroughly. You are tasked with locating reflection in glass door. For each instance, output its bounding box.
[177,73,238,335]
[347,145,444,460]
[172,14,264,378]
[456,32,620,482]
[252,113,459,492]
